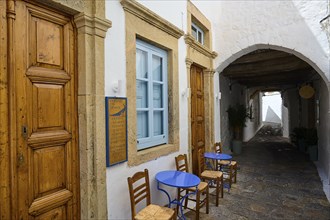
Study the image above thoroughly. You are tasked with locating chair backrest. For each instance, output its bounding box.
[175,154,189,172]
[214,142,223,154]
[197,148,206,177]
[127,169,151,219]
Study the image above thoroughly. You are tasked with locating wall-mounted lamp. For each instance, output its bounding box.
[112,80,122,94]
[182,88,191,98]
[215,92,221,100]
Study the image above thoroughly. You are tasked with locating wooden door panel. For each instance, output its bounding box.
[15,2,78,219]
[36,19,62,66]
[33,145,66,198]
[191,65,205,174]
[35,206,66,220]
[28,189,72,217]
[33,83,64,130]
[28,7,65,69]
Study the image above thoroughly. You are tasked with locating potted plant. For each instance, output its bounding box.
[306,128,318,161]
[227,104,249,154]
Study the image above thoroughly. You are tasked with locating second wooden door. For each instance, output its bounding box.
[190,65,205,175]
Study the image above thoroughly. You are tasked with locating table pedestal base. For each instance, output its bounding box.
[157,182,198,220]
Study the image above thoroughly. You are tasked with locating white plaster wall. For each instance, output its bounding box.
[282,105,290,138]
[244,120,257,142]
[292,1,330,58]
[318,80,330,184]
[315,79,330,200]
[105,1,126,98]
[105,1,188,219]
[244,92,262,142]
[219,75,245,151]
[214,72,221,142]
[200,1,330,79]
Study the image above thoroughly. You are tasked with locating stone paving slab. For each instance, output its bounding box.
[184,136,330,220]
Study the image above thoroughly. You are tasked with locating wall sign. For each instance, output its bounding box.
[105,97,127,167]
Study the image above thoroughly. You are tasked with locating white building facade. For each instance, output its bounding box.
[105,1,330,219]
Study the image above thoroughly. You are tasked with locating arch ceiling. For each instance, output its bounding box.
[222,49,319,89]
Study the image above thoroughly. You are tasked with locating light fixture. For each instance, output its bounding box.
[299,84,314,99]
[112,80,122,94]
[215,92,221,100]
[182,88,191,98]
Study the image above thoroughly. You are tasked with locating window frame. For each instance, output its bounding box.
[191,22,204,45]
[136,39,168,150]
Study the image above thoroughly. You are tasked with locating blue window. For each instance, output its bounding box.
[136,39,168,150]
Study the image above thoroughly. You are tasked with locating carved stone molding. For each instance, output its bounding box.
[120,0,184,39]
[184,34,218,59]
[185,58,194,69]
[74,13,112,38]
[204,69,216,76]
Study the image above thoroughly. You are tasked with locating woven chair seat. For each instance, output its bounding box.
[188,181,208,191]
[135,204,175,220]
[219,160,237,166]
[201,170,222,179]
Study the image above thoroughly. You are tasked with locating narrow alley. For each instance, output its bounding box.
[186,127,330,219]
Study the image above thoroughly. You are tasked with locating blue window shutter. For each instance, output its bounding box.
[136,39,168,150]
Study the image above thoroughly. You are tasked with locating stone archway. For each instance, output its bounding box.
[215,44,330,197]
[216,44,329,84]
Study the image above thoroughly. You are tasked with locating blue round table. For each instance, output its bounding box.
[155,170,200,220]
[204,152,232,160]
[156,170,200,188]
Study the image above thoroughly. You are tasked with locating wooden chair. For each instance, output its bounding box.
[214,142,238,184]
[197,148,224,206]
[175,154,209,220]
[127,169,175,220]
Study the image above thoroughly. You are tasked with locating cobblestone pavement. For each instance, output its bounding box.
[185,135,330,220]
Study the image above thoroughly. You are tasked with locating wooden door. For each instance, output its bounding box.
[190,65,205,175]
[13,1,79,219]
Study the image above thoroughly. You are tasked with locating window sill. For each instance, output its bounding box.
[128,143,178,166]
[184,34,218,59]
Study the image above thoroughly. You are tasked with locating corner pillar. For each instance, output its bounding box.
[204,69,215,151]
[185,58,193,170]
[74,13,111,220]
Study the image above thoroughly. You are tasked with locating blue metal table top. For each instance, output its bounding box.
[155,170,200,188]
[204,152,232,160]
